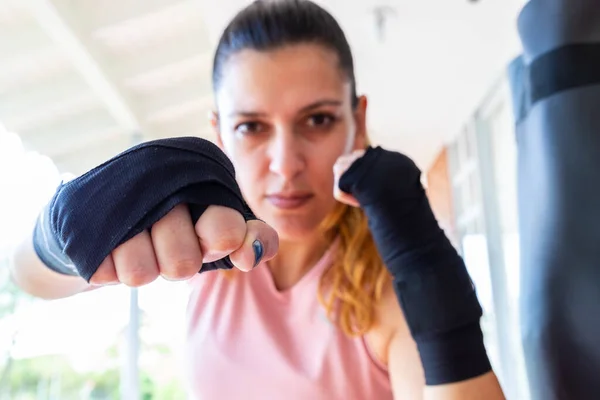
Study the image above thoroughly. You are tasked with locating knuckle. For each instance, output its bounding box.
[196,206,247,256]
[161,259,199,280]
[119,266,156,287]
[212,226,246,253]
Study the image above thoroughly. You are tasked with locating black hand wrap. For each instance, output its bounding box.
[339,146,491,385]
[33,137,257,282]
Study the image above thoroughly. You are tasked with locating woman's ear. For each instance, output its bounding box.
[209,110,223,149]
[353,95,368,150]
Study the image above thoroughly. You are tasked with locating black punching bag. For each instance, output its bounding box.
[509,1,600,399]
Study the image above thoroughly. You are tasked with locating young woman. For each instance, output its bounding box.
[11,1,505,399]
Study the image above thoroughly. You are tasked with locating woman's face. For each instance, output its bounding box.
[213,44,367,242]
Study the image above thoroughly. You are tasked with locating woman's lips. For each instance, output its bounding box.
[266,193,313,209]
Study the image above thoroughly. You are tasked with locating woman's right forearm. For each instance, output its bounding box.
[9,229,93,300]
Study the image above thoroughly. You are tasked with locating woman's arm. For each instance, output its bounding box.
[388,334,504,400]
[380,293,504,400]
[11,137,280,300]
[375,287,425,399]
[336,147,505,397]
[9,227,94,300]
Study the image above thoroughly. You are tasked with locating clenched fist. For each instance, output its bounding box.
[90,204,279,287]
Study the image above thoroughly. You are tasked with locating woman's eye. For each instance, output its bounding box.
[236,122,262,135]
[307,113,335,127]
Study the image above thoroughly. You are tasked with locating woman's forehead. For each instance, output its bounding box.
[216,45,351,113]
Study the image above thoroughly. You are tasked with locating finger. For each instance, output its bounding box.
[195,205,246,263]
[229,220,279,272]
[112,230,159,287]
[333,157,361,207]
[151,204,203,281]
[89,254,118,285]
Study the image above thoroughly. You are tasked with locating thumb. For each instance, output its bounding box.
[228,220,279,272]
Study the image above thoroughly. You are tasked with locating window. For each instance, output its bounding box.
[447,78,530,400]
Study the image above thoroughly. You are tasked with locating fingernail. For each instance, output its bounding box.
[253,239,264,268]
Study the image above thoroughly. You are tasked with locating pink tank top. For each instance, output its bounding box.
[184,244,393,399]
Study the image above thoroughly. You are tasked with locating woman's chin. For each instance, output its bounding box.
[265,215,324,243]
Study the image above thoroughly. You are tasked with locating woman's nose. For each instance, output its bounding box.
[268,130,305,180]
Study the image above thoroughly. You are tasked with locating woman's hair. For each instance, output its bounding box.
[318,202,391,337]
[212,0,357,107]
[212,0,390,337]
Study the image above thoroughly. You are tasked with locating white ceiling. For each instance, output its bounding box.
[0,0,526,175]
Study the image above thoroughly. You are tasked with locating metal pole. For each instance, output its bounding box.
[120,131,143,400]
[121,287,140,400]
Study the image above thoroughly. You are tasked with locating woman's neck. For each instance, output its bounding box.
[267,232,331,291]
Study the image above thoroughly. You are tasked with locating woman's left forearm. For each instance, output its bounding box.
[340,147,495,386]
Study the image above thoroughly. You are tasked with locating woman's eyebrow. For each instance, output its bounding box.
[228,110,267,118]
[228,99,343,118]
[299,99,343,113]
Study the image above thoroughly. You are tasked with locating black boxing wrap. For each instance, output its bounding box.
[339,146,491,385]
[32,137,257,282]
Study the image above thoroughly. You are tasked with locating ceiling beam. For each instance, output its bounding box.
[76,0,182,32]
[23,0,142,134]
[110,39,210,81]
[136,82,211,118]
[91,0,204,54]
[122,53,212,95]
